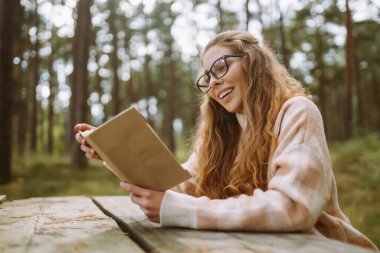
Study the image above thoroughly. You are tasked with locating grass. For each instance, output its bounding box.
[329,133,380,248]
[0,133,379,248]
[0,155,125,200]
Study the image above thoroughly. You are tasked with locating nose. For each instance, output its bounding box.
[209,75,222,89]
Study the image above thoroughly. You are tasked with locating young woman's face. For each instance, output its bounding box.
[202,45,248,114]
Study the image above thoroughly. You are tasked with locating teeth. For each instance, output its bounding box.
[219,88,233,99]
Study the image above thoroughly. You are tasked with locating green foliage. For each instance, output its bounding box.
[330,133,380,248]
[0,155,125,200]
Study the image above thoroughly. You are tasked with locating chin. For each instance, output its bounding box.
[224,107,238,114]
[223,103,243,114]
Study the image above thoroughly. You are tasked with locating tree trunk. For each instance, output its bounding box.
[165,38,176,152]
[315,27,328,138]
[353,52,364,131]
[343,0,354,139]
[144,54,154,125]
[255,0,266,37]
[142,30,154,126]
[30,1,40,152]
[16,69,28,156]
[277,1,289,68]
[13,0,27,156]
[216,0,224,32]
[94,53,102,96]
[0,0,14,184]
[188,62,200,136]
[127,67,138,104]
[370,76,380,131]
[91,27,104,123]
[245,0,251,30]
[47,32,57,155]
[38,101,44,152]
[70,0,93,168]
[94,51,105,123]
[108,0,120,116]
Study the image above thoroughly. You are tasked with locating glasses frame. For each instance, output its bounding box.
[196,54,246,94]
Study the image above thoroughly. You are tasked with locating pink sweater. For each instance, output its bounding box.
[160,96,378,251]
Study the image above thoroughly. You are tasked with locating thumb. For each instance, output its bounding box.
[74,123,96,132]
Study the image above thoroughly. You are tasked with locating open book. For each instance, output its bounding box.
[79,107,191,191]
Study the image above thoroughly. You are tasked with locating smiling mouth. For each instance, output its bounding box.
[219,88,234,99]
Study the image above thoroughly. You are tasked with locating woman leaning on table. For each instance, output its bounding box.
[75,30,378,251]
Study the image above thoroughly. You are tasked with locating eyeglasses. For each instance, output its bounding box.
[196,54,246,94]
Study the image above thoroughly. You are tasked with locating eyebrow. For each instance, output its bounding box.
[204,55,224,73]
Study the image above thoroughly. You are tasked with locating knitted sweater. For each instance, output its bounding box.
[159,96,378,251]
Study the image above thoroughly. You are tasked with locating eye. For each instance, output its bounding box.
[212,59,227,76]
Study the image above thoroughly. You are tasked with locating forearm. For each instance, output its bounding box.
[160,188,320,231]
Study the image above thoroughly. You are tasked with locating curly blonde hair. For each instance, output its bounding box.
[191,30,308,199]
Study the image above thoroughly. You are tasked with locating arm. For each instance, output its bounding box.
[160,98,332,231]
[119,152,199,223]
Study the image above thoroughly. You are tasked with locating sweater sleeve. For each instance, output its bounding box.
[160,97,332,231]
[170,152,199,194]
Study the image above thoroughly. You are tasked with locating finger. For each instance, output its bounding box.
[77,135,93,149]
[139,206,149,215]
[120,182,148,197]
[75,132,85,143]
[136,204,159,222]
[130,193,136,203]
[87,150,98,159]
[74,123,93,132]
[93,152,101,160]
[74,123,96,132]
[146,212,158,221]
[85,152,94,159]
[142,208,159,222]
[130,192,144,205]
[80,144,93,153]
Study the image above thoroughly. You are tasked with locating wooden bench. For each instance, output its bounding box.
[0,195,375,253]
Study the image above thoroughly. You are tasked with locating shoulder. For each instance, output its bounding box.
[281,96,319,113]
[274,96,324,141]
[278,96,321,122]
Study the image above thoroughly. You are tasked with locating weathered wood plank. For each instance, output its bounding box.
[93,196,375,253]
[228,232,375,253]
[93,196,255,253]
[0,195,6,204]
[0,196,144,253]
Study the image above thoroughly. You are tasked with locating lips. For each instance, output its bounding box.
[218,88,234,99]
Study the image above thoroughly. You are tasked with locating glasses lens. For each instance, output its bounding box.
[196,74,210,93]
[211,58,228,78]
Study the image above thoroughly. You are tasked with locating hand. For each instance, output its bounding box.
[73,123,102,160]
[120,182,164,223]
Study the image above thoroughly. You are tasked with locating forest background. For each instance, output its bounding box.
[0,0,379,247]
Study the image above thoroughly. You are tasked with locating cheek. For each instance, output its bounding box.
[208,95,218,105]
[208,90,218,100]
[241,78,249,91]
[238,71,249,91]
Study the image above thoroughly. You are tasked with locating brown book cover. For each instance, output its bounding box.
[79,106,191,191]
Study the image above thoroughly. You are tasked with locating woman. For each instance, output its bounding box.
[75,30,378,251]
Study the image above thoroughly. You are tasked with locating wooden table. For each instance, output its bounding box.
[0,195,375,253]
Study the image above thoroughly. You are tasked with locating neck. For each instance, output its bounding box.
[236,113,247,130]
